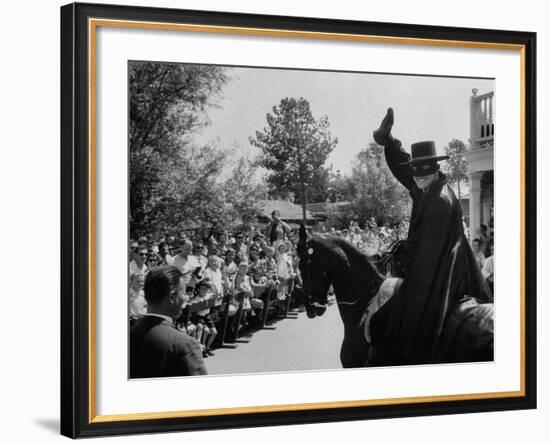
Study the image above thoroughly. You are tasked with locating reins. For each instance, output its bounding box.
[301,238,383,310]
[336,276,383,308]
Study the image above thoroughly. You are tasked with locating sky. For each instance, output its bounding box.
[195,66,494,174]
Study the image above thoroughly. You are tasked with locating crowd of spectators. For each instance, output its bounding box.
[471,223,495,295]
[129,210,304,359]
[320,217,409,258]
[129,213,494,361]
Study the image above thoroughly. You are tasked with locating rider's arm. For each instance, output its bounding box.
[384,138,415,191]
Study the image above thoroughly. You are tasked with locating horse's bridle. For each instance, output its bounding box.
[301,250,329,308]
[301,243,383,309]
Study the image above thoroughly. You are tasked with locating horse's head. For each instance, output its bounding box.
[296,224,333,318]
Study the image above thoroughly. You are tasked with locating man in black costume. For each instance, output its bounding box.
[370,108,491,366]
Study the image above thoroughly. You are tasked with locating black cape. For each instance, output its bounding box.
[372,139,491,366]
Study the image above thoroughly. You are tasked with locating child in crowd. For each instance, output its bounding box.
[223,248,238,283]
[194,280,217,357]
[175,286,198,338]
[203,255,224,307]
[248,244,269,295]
[232,261,255,327]
[275,242,294,301]
[192,243,208,271]
[262,246,278,283]
[246,246,266,318]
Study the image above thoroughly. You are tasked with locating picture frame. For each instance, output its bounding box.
[60,2,536,438]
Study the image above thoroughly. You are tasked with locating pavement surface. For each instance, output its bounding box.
[203,303,344,375]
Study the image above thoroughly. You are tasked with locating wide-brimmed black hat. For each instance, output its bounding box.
[400,141,449,165]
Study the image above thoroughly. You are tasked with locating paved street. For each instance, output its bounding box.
[204,304,344,375]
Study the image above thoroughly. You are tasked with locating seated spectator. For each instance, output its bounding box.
[157,241,170,264]
[223,248,238,283]
[192,243,209,270]
[166,235,178,255]
[232,231,249,260]
[233,261,255,326]
[482,241,494,296]
[478,224,490,253]
[129,239,139,260]
[130,245,148,275]
[248,245,267,286]
[146,252,162,269]
[216,231,230,255]
[130,265,207,378]
[472,238,486,269]
[129,272,147,322]
[168,239,203,291]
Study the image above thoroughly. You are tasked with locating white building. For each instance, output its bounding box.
[464,88,494,239]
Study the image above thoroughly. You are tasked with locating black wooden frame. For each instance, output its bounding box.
[60,2,537,438]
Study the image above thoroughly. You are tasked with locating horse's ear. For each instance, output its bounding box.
[299,223,308,245]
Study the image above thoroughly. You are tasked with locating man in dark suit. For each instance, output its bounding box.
[130,265,207,378]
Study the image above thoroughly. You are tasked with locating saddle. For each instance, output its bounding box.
[362,278,402,344]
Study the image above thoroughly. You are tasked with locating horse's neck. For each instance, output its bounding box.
[331,252,383,307]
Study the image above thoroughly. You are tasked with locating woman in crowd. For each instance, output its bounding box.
[128,272,147,323]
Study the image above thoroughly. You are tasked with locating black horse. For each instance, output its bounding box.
[296,225,494,368]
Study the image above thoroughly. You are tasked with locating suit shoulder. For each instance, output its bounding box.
[159,324,202,351]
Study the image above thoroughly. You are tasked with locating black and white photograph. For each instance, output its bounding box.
[128,61,495,377]
[0,0,543,439]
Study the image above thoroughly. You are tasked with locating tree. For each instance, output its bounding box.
[347,143,411,225]
[249,97,338,220]
[129,62,229,234]
[218,156,268,230]
[130,139,267,238]
[129,62,270,238]
[442,139,469,200]
[130,62,229,152]
[327,167,356,203]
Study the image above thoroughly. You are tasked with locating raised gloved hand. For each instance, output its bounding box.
[373,108,395,146]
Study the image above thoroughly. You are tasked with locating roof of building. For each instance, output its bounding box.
[305,201,351,215]
[257,199,315,221]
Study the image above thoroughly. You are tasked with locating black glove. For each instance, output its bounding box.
[373,108,395,146]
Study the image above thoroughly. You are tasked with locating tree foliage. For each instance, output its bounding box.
[249,97,338,205]
[442,138,469,200]
[328,143,411,228]
[129,62,266,238]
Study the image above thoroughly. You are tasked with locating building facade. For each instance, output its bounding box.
[464,88,494,240]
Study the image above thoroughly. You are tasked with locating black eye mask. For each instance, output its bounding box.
[411,162,439,177]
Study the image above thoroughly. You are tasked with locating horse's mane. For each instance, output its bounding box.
[309,233,381,277]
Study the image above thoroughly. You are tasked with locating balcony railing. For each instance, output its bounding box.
[469,90,494,149]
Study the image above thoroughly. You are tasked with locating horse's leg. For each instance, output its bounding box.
[340,329,369,368]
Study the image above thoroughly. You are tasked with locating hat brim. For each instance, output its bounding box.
[399,154,449,165]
